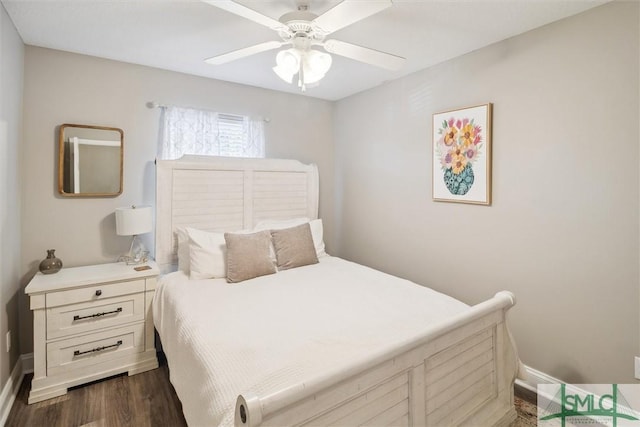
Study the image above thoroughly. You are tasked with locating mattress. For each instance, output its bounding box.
[153,256,469,427]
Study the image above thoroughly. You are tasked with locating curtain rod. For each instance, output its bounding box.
[146,101,270,123]
[146,101,166,109]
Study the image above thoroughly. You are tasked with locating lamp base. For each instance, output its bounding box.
[118,254,149,265]
[117,235,149,265]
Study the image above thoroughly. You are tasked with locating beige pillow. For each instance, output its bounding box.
[271,223,319,271]
[224,230,276,283]
[254,218,327,258]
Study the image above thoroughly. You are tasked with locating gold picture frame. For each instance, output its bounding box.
[432,103,492,205]
[58,123,123,197]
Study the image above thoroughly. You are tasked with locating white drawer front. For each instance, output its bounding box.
[47,324,144,377]
[46,279,146,308]
[46,293,145,340]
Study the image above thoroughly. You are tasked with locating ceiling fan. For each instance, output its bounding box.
[202,0,405,91]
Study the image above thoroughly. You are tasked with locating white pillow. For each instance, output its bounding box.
[187,228,227,280]
[308,219,326,257]
[254,217,326,257]
[176,227,190,273]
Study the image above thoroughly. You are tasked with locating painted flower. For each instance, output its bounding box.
[441,150,453,169]
[460,123,476,147]
[443,126,458,146]
[451,154,467,175]
[473,125,482,145]
[465,145,478,161]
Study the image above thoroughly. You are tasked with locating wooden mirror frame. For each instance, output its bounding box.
[58,124,124,197]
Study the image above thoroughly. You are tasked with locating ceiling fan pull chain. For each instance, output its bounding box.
[299,60,306,92]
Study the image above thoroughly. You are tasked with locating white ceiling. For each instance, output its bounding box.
[2,0,608,101]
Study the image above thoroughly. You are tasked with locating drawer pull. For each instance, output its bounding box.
[73,340,123,357]
[73,307,122,321]
[95,290,102,296]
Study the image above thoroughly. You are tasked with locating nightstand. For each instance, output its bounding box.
[25,261,159,404]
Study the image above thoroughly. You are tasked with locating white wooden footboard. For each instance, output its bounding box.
[234,291,518,427]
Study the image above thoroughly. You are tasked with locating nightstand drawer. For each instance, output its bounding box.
[46,279,145,308]
[47,293,145,340]
[47,323,144,377]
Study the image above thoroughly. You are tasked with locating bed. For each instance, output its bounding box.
[153,155,520,427]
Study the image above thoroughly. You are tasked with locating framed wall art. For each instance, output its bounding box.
[432,103,492,205]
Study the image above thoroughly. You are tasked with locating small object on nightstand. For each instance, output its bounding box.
[134,265,151,271]
[39,249,63,274]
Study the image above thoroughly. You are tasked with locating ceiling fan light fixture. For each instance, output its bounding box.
[299,49,331,86]
[301,65,325,85]
[273,48,301,83]
[273,64,295,84]
[276,49,300,71]
[273,48,332,90]
[305,49,332,76]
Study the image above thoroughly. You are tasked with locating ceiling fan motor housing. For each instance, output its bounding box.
[279,10,317,24]
[278,10,327,44]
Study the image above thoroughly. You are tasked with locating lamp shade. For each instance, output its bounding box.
[115,206,153,236]
[304,50,332,81]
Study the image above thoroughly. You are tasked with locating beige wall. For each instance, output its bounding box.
[333,1,639,383]
[0,2,24,390]
[19,47,334,353]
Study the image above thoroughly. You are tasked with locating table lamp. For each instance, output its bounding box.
[115,205,152,264]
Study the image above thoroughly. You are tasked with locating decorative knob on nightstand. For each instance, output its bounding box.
[95,290,102,297]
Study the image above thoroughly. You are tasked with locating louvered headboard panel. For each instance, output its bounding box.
[156,156,319,273]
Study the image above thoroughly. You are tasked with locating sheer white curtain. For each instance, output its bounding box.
[158,106,265,160]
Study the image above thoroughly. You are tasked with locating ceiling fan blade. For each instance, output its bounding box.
[201,0,289,32]
[205,41,285,65]
[324,39,405,71]
[313,0,392,35]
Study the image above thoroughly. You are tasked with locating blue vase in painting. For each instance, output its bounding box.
[443,163,475,196]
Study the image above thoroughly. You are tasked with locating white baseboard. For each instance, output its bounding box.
[0,354,32,426]
[21,353,33,375]
[516,363,562,394]
[516,363,640,420]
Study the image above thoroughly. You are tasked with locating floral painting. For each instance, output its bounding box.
[432,104,492,205]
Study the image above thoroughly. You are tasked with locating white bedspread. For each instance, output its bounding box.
[153,256,469,427]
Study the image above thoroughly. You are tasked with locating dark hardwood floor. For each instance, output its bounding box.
[5,355,187,427]
[6,354,537,426]
[514,383,537,406]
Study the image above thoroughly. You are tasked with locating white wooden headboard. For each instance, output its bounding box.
[155,155,319,272]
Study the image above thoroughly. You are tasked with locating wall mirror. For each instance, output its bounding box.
[58,124,123,197]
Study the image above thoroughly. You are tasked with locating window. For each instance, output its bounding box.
[158,106,265,160]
